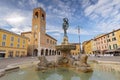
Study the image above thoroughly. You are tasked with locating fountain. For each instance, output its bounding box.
[37,18,92,72]
[56,18,76,66]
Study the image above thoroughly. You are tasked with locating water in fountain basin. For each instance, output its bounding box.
[0,63,120,80]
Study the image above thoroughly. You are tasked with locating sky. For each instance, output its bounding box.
[0,0,120,44]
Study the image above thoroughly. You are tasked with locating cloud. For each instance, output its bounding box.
[5,13,25,25]
[0,0,34,34]
[84,0,111,17]
[83,0,120,35]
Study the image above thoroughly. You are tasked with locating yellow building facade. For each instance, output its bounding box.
[82,40,92,54]
[0,28,28,58]
[107,29,120,50]
[116,29,120,48]
[70,43,81,56]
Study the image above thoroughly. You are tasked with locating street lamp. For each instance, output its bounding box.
[78,26,81,54]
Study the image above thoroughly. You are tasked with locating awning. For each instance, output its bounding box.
[93,50,100,52]
[0,52,6,54]
[105,49,120,53]
[0,50,6,54]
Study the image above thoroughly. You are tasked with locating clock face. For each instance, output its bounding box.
[34,25,37,29]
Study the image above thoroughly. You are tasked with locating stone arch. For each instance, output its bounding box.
[49,50,51,56]
[33,49,38,56]
[52,50,54,55]
[34,12,38,18]
[57,51,61,55]
[42,13,45,20]
[45,49,48,56]
[41,49,44,56]
[54,50,57,55]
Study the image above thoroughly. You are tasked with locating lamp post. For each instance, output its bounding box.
[78,26,81,54]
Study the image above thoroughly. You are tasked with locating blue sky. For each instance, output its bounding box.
[0,0,120,44]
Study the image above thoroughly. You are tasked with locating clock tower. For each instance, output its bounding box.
[31,7,46,54]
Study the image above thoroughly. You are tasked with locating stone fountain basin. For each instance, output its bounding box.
[56,44,76,50]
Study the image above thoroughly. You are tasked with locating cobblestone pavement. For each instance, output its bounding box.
[0,56,120,69]
[88,56,120,62]
[0,57,38,69]
[0,56,59,69]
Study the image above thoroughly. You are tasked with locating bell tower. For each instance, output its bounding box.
[31,7,46,50]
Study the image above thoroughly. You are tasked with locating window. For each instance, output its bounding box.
[2,34,6,40]
[101,41,103,44]
[102,46,103,49]
[104,40,106,43]
[107,39,111,42]
[105,46,106,48]
[10,43,13,47]
[11,36,14,41]
[53,41,54,44]
[47,39,49,43]
[109,45,111,50]
[112,32,114,36]
[107,34,109,38]
[2,42,5,46]
[113,44,117,49]
[18,38,20,43]
[112,37,116,41]
[23,40,25,44]
[34,12,38,18]
[115,44,118,49]
[41,14,45,20]
[17,44,20,48]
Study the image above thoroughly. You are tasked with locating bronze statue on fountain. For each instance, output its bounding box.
[56,18,76,66]
[56,17,93,72]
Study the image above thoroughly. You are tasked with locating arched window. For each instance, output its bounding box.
[34,12,38,18]
[41,14,44,20]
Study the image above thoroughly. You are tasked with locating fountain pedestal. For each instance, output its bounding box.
[62,36,69,45]
[56,36,76,66]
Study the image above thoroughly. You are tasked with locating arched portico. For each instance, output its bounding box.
[45,49,48,56]
[33,49,38,56]
[49,50,51,56]
[41,49,44,56]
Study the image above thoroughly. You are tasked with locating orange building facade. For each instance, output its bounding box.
[21,7,60,56]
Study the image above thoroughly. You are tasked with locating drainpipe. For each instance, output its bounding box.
[38,32,41,56]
